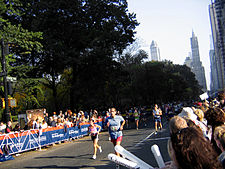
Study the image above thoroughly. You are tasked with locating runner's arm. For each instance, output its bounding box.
[120,120,125,131]
[96,124,102,132]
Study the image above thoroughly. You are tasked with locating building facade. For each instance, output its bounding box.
[210,48,220,93]
[209,0,225,91]
[184,52,192,68]
[188,31,207,92]
[150,40,161,61]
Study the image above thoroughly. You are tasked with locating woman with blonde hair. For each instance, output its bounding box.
[169,116,188,135]
[193,108,211,140]
[214,125,225,168]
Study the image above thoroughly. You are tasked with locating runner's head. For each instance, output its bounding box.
[110,108,117,118]
[90,119,94,126]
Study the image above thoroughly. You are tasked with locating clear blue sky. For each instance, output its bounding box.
[127,0,212,90]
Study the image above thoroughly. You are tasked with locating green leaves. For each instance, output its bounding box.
[0,22,43,52]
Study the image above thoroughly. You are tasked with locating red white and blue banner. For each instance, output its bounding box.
[0,120,102,155]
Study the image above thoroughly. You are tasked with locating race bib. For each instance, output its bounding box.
[110,126,118,132]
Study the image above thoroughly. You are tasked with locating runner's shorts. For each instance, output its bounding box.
[154,118,161,123]
[111,136,123,144]
[91,133,99,141]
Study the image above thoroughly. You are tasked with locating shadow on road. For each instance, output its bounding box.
[34,153,92,160]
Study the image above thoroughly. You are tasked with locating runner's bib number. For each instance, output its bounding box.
[110,126,118,131]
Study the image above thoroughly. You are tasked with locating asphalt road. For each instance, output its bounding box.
[0,117,171,169]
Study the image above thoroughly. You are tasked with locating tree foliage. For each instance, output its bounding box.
[0,0,203,116]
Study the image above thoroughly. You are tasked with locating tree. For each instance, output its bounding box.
[0,0,42,121]
[15,0,139,111]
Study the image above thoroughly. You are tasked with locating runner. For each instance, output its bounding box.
[106,108,125,156]
[134,109,140,130]
[89,120,102,159]
[104,110,111,141]
[152,104,162,134]
[125,110,130,129]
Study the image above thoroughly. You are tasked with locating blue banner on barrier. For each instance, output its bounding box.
[0,121,102,155]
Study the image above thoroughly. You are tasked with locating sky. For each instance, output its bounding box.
[127,0,212,90]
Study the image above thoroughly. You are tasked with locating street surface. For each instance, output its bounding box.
[0,117,171,169]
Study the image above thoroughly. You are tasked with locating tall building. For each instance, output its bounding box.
[184,52,192,68]
[209,0,225,91]
[150,40,161,61]
[210,48,219,93]
[190,31,207,92]
[209,35,220,93]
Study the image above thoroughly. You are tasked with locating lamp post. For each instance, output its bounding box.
[1,38,10,123]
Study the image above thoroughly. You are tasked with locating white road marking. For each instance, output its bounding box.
[134,121,168,147]
[148,137,170,141]
[134,131,155,147]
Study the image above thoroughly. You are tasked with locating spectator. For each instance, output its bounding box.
[91,114,97,121]
[58,110,63,118]
[57,118,64,126]
[80,111,88,122]
[193,108,207,124]
[5,121,12,133]
[205,107,225,130]
[193,108,211,140]
[32,118,40,129]
[93,110,98,117]
[65,118,73,127]
[53,112,57,118]
[67,110,72,118]
[13,123,20,132]
[205,107,225,153]
[72,113,76,121]
[51,117,57,127]
[214,125,225,168]
[53,111,57,118]
[42,120,48,129]
[48,117,53,126]
[0,122,6,134]
[44,113,49,125]
[178,107,198,123]
[170,127,222,169]
[64,111,68,119]
[169,116,188,135]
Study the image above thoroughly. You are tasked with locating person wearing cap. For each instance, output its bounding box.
[178,107,198,123]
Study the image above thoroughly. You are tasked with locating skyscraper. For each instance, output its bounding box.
[184,52,192,68]
[209,35,220,94]
[190,31,207,92]
[150,40,161,61]
[209,0,225,91]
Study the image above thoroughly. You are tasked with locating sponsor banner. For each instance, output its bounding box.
[68,126,79,138]
[0,121,102,155]
[79,124,89,136]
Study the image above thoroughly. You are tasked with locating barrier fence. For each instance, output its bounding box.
[0,120,102,155]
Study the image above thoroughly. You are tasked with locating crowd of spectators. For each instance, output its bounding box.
[163,92,225,169]
[0,106,148,134]
[2,92,225,168]
[0,109,102,134]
